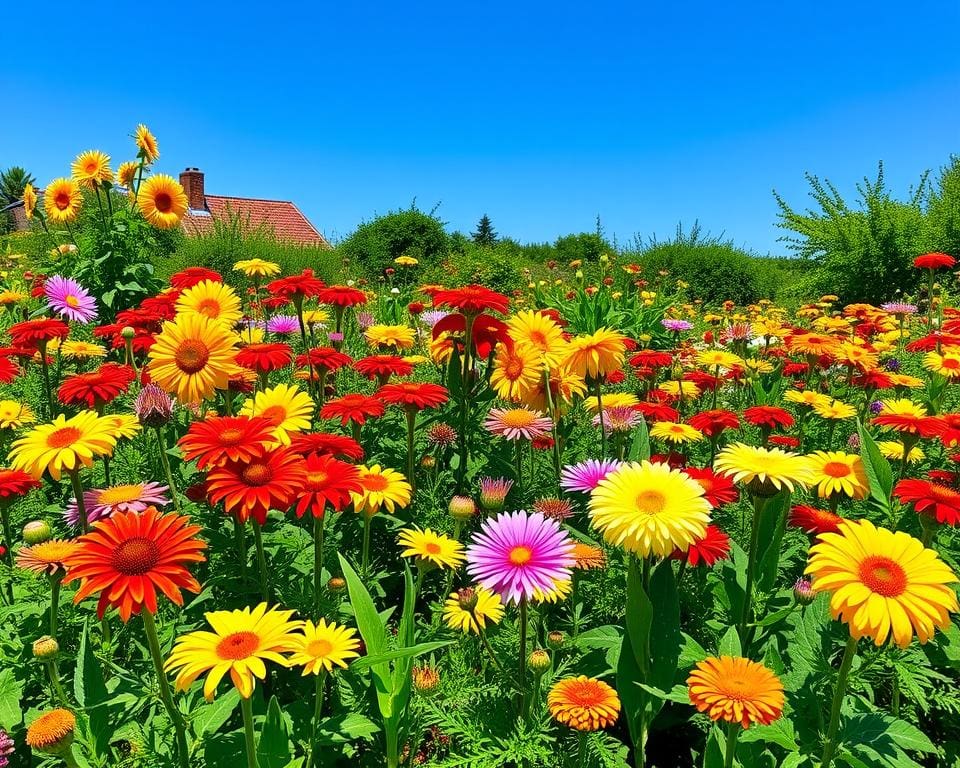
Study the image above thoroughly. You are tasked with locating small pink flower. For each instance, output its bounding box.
[484,406,552,441]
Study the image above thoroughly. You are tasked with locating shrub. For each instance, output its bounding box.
[336,206,449,276]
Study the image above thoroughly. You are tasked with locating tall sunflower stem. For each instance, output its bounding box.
[310,670,327,766]
[252,520,270,603]
[142,610,190,768]
[154,426,181,512]
[241,695,260,768]
[821,636,859,768]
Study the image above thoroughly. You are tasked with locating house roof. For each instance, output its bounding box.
[181,195,328,247]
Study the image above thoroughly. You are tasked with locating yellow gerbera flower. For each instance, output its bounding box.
[876,441,924,464]
[783,389,832,410]
[806,451,869,500]
[365,324,415,351]
[531,577,573,604]
[490,343,542,402]
[0,400,36,429]
[71,150,113,187]
[22,183,37,219]
[923,348,960,380]
[8,411,117,480]
[164,603,301,700]
[351,465,412,515]
[398,527,465,570]
[583,392,639,413]
[394,255,419,266]
[714,443,813,496]
[240,383,313,445]
[696,349,743,370]
[886,373,924,389]
[588,460,711,557]
[116,161,139,189]
[805,519,958,647]
[233,258,281,278]
[147,313,240,404]
[521,367,587,414]
[562,328,626,379]
[135,124,160,163]
[813,399,857,421]
[443,585,504,634]
[649,421,704,445]
[176,279,242,328]
[43,178,83,224]
[835,342,878,371]
[302,308,329,326]
[100,414,142,440]
[0,290,28,305]
[59,340,108,359]
[508,310,568,366]
[287,619,361,675]
[658,380,701,401]
[137,174,188,229]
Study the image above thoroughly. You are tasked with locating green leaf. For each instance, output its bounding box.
[191,688,239,740]
[857,418,893,514]
[840,713,935,755]
[703,724,726,768]
[756,490,790,592]
[616,633,644,757]
[315,713,380,745]
[624,556,652,670]
[337,554,387,659]
[351,641,453,671]
[0,668,23,728]
[718,626,742,657]
[628,417,651,462]
[257,696,292,768]
[648,559,681,696]
[74,620,109,709]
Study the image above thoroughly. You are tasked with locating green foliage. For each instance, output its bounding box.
[0,166,35,234]
[554,231,611,264]
[471,214,497,247]
[336,205,450,276]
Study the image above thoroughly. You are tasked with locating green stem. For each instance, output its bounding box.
[479,628,506,674]
[723,721,740,768]
[252,519,270,602]
[154,426,181,512]
[405,408,417,493]
[310,670,327,766]
[314,515,325,618]
[241,694,259,768]
[578,731,588,768]
[361,513,372,578]
[594,379,607,458]
[0,507,13,602]
[69,469,89,534]
[738,495,766,649]
[39,344,55,418]
[142,610,190,768]
[236,517,248,582]
[49,575,61,636]
[518,598,528,715]
[820,636,859,768]
[46,660,69,706]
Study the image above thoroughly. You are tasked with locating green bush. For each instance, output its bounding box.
[336,206,449,276]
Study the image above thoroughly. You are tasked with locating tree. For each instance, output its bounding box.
[336,205,449,275]
[472,214,497,247]
[0,166,35,234]
[553,232,611,264]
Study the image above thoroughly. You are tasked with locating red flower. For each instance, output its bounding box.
[687,409,740,438]
[294,454,363,518]
[205,445,308,524]
[378,382,449,411]
[320,394,385,426]
[0,469,41,507]
[432,285,510,315]
[851,370,894,390]
[532,435,556,451]
[683,467,739,508]
[684,370,721,391]
[634,401,680,423]
[0,356,18,383]
[605,369,626,385]
[353,355,414,382]
[927,469,957,485]
[8,319,69,350]
[873,411,947,439]
[671,524,730,567]
[629,350,673,368]
[57,363,136,408]
[268,269,325,300]
[235,343,293,373]
[316,285,368,308]
[432,313,511,358]
[288,432,364,462]
[171,267,222,289]
[178,415,276,469]
[893,479,960,526]
[782,361,809,377]
[939,413,960,448]
[408,301,425,315]
[768,435,801,449]
[140,291,180,319]
[789,504,843,535]
[297,347,352,373]
[743,406,794,431]
[914,252,956,270]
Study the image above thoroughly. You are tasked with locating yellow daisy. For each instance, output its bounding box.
[287,619,361,675]
[240,383,313,445]
[365,324,416,351]
[714,443,813,496]
[398,527,465,570]
[147,313,240,404]
[442,585,504,634]
[176,280,242,328]
[806,451,869,500]
[8,411,117,481]
[137,174,188,229]
[0,400,36,429]
[71,150,113,187]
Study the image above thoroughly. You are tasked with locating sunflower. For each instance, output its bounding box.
[365,324,416,351]
[687,656,784,728]
[137,174,188,229]
[562,328,626,379]
[205,445,308,524]
[588,461,711,557]
[233,258,281,278]
[240,383,314,445]
[547,676,621,731]
[8,411,118,480]
[63,507,206,621]
[490,343,542,402]
[0,399,35,429]
[714,443,813,496]
[22,182,37,218]
[164,603,301,700]
[696,349,744,370]
[649,421,704,445]
[398,527,466,570]
[442,585,504,634]
[287,619,361,675]
[71,150,113,187]
[43,178,83,224]
[806,451,869,500]
[508,310,568,366]
[16,540,76,574]
[176,280,243,327]
[351,465,412,515]
[147,313,240,404]
[924,349,960,380]
[813,399,857,421]
[806,519,958,647]
[116,161,139,188]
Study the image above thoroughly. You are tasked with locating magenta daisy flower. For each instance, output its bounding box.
[593,406,640,434]
[267,315,300,335]
[484,406,552,441]
[560,459,622,493]
[44,275,98,323]
[466,510,574,604]
[661,318,693,332]
[64,481,170,528]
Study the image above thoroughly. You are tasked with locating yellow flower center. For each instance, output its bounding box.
[307,638,333,658]
[196,298,222,318]
[65,295,80,308]
[216,631,260,660]
[500,410,536,428]
[97,484,144,505]
[509,545,533,566]
[635,490,666,515]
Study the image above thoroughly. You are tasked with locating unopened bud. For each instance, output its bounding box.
[23,520,52,544]
[547,630,565,650]
[412,665,440,696]
[793,577,815,605]
[32,636,60,661]
[528,649,551,672]
[327,577,347,593]
[448,495,476,522]
[456,587,478,612]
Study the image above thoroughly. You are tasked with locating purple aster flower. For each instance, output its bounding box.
[846,433,861,451]
[65,481,170,528]
[560,459,622,493]
[466,510,574,603]
[870,400,884,415]
[420,310,449,328]
[884,358,901,372]
[661,318,693,332]
[328,331,345,343]
[267,315,300,335]
[44,275,98,323]
[0,728,13,768]
[881,302,917,315]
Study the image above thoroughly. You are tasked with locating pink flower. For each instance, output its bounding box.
[560,459,622,493]
[484,406,552,441]
[64,481,170,528]
[267,315,300,335]
[44,275,98,323]
[466,510,574,603]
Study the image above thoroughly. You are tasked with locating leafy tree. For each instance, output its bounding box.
[336,205,449,275]
[926,155,960,260]
[471,214,497,246]
[0,166,35,233]
[553,231,611,264]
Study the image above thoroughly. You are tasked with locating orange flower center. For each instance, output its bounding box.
[65,295,80,308]
[635,490,666,515]
[306,638,333,657]
[220,427,245,444]
[110,536,161,575]
[216,631,259,660]
[527,330,547,348]
[54,191,71,209]
[196,298,222,318]
[154,192,173,213]
[821,461,852,478]
[307,470,328,487]
[942,357,960,370]
[561,679,609,708]
[509,545,533,566]
[424,542,442,555]
[505,357,525,380]
[500,410,536,428]
[242,463,272,487]
[362,473,390,492]
[259,405,287,426]
[858,555,907,597]
[47,426,81,449]
[175,339,210,374]
[97,484,144,505]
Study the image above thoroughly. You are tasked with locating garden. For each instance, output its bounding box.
[0,127,959,768]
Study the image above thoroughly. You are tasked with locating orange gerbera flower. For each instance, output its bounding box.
[687,656,784,728]
[320,393,386,426]
[62,507,206,621]
[294,454,363,518]
[16,540,77,575]
[205,444,308,524]
[547,676,621,731]
[178,415,275,470]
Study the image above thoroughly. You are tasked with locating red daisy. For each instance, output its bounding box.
[8,319,69,350]
[288,432,364,461]
[235,343,293,373]
[206,445,308,524]
[432,313,511,358]
[432,284,510,315]
[629,350,673,368]
[0,469,41,508]
[893,479,960,526]
[906,333,960,353]
[939,413,960,448]
[57,363,136,408]
[788,504,843,535]
[170,267,222,289]
[743,406,794,431]
[140,291,180,319]
[927,469,958,485]
[768,435,802,449]
[267,269,325,300]
[316,285,368,308]
[378,382,449,411]
[684,370,721,391]
[873,410,947,439]
[683,467,739,508]
[851,370,894,390]
[670,524,730,567]
[178,415,276,469]
[294,454,363,518]
[687,409,740,438]
[297,347,353,373]
[0,356,19,384]
[914,252,956,270]
[782,361,809,378]
[634,401,680,423]
[353,355,414,383]
[319,394,385,426]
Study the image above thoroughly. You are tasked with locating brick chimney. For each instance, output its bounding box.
[179,168,205,211]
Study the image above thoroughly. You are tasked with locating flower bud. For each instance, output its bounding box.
[327,576,347,593]
[456,587,478,612]
[528,649,551,673]
[32,636,60,661]
[412,665,440,696]
[134,383,174,428]
[121,326,135,340]
[793,577,815,605]
[420,455,437,470]
[25,708,76,756]
[22,520,52,545]
[448,495,476,522]
[547,630,565,650]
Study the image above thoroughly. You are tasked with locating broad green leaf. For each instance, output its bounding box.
[0,668,22,728]
[648,560,681,698]
[616,634,644,757]
[857,419,893,514]
[628,417,651,462]
[74,620,109,709]
[337,555,387,658]
[840,713,935,755]
[703,724,726,768]
[756,490,790,592]
[624,556,652,671]
[351,641,453,671]
[191,688,239,740]
[718,625,742,657]
[257,696,292,768]
[315,713,380,745]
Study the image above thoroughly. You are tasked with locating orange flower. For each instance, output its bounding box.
[205,444,308,524]
[547,676,621,731]
[687,656,784,729]
[16,540,76,575]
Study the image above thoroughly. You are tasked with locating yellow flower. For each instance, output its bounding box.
[233,258,281,278]
[137,174,188,229]
[365,324,415,351]
[351,465,412,515]
[813,399,857,421]
[531,577,573,604]
[658,380,701,401]
[649,421,704,445]
[582,392,638,413]
[287,619,361,675]
[923,348,960,379]
[116,161,139,188]
[887,373,924,389]
[588,461,711,557]
[135,124,160,163]
[806,451,869,500]
[443,585,504,634]
[508,310,568,366]
[562,328,626,379]
[71,150,113,187]
[164,603,301,700]
[302,308,329,326]
[696,349,743,370]
[398,527,465,570]
[835,342,878,371]
[490,343,542,402]
[784,389,832,410]
[521,367,587,414]
[176,279,243,328]
[43,178,83,224]
[59,340,107,359]
[714,443,813,496]
[241,383,313,445]
[0,290,28,305]
[147,313,240,404]
[394,255,419,266]
[876,441,924,464]
[22,183,37,219]
[101,414,142,441]
[687,656,784,729]
[8,411,117,480]
[805,519,958,647]
[0,399,36,429]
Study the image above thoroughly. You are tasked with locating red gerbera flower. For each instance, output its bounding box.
[8,319,69,350]
[683,467,739,508]
[782,361,809,377]
[687,409,740,438]
[873,410,947,439]
[171,267,222,289]
[914,252,956,270]
[205,445,308,524]
[178,415,276,469]
[893,478,960,526]
[768,435,802,449]
[788,504,843,535]
[432,284,510,315]
[432,313,511,358]
[353,355,414,383]
[927,469,957,485]
[0,468,41,507]
[267,269,325,300]
[140,291,180,319]
[289,432,364,461]
[57,363,136,408]
[297,347,352,373]
[261,296,290,311]
[743,406,794,431]
[670,524,730,567]
[378,382,449,411]
[62,507,206,621]
[939,413,960,448]
[685,370,721,391]
[316,285,368,308]
[319,394,385,426]
[851,370,894,390]
[634,401,680,423]
[0,356,19,384]
[629,350,673,368]
[235,343,293,373]
[294,454,363,518]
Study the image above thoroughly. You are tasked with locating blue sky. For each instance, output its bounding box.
[2,2,958,254]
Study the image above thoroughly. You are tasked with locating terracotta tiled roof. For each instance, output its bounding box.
[182,195,328,247]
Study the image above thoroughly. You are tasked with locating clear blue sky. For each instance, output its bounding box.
[3,2,958,255]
